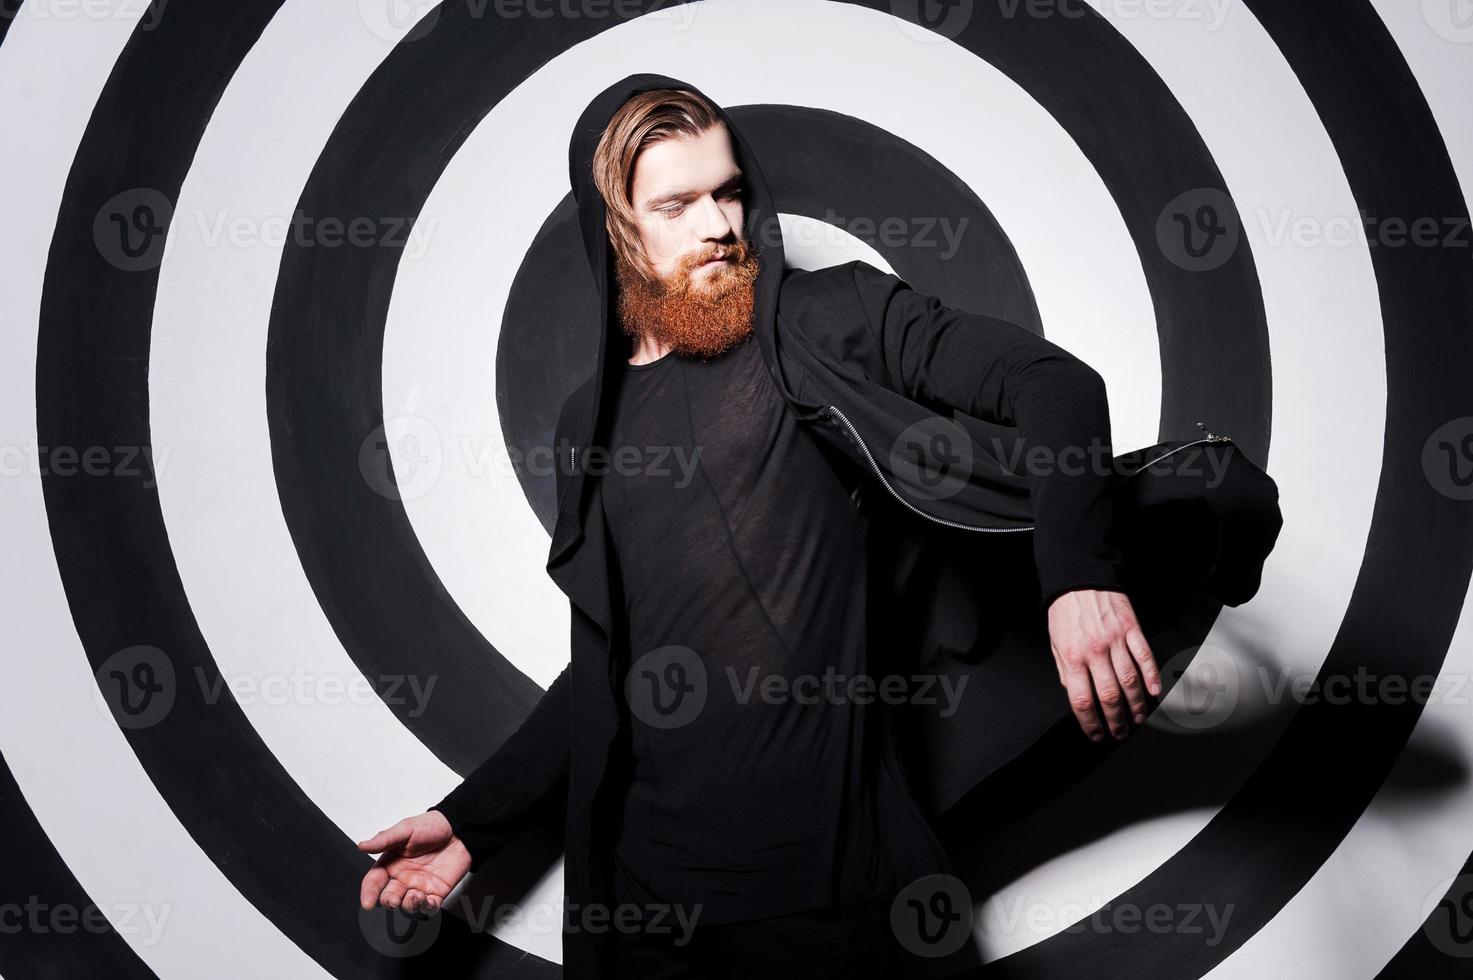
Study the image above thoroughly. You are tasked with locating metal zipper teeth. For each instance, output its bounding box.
[1123,436,1229,473]
[823,404,1229,535]
[825,404,1027,534]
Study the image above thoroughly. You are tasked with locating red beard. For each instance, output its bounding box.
[614,239,760,361]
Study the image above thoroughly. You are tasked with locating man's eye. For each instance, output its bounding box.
[658,189,737,217]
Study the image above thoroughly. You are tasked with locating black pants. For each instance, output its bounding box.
[611,898,906,980]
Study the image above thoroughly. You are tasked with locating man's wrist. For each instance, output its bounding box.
[1038,568,1128,611]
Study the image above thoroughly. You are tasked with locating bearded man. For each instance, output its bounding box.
[357,75,1282,980]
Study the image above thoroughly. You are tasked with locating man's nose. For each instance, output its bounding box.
[693,193,734,241]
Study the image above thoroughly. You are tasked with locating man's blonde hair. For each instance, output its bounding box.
[592,88,727,281]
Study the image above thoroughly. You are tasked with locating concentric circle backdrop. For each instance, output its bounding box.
[2,0,1471,977]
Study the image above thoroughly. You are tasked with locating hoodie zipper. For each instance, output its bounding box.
[823,404,1230,534]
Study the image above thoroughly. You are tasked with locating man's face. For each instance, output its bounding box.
[628,123,745,288]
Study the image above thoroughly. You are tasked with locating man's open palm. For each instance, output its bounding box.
[1047,588,1162,742]
[357,810,470,914]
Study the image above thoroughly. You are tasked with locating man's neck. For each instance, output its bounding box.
[628,335,674,366]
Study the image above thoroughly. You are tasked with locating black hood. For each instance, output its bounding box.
[552,73,792,550]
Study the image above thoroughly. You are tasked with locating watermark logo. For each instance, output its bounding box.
[358,0,440,43]
[1157,187,1240,272]
[1424,0,1473,42]
[94,188,175,272]
[359,904,443,958]
[891,873,972,957]
[1423,417,1473,501]
[626,645,707,729]
[889,0,975,42]
[93,645,176,730]
[889,416,974,501]
[360,387,445,502]
[1421,874,1473,958]
[1156,642,1240,731]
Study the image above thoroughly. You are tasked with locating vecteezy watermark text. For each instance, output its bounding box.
[0,896,173,947]
[622,645,972,728]
[359,893,703,958]
[727,666,970,718]
[92,645,441,729]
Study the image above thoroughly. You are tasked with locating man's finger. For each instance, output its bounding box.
[1087,650,1129,740]
[1062,665,1105,742]
[359,867,389,911]
[357,822,409,855]
[1109,638,1148,725]
[1125,625,1162,697]
[389,866,450,898]
[379,878,407,910]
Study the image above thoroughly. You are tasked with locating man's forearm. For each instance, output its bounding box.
[849,263,1126,605]
[427,663,572,871]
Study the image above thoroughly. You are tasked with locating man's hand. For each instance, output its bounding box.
[1047,589,1162,742]
[357,810,471,914]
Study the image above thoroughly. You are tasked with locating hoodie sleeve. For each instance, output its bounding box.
[848,262,1127,608]
[426,663,571,872]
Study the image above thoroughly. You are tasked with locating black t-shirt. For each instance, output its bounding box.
[600,333,897,924]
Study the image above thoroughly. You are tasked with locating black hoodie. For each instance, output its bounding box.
[430,72,1283,978]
